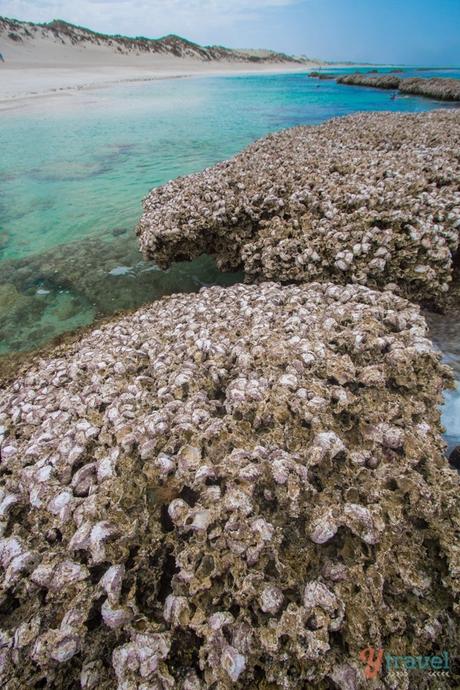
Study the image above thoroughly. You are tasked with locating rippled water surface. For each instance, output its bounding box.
[1,66,459,440]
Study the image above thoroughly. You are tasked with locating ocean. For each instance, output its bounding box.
[0,66,459,441]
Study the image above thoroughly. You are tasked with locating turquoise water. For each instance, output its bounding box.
[0,68,459,356]
[1,67,460,447]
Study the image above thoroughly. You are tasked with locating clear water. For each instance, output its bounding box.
[0,67,459,444]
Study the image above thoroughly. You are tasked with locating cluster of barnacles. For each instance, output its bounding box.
[138,110,460,308]
[0,279,458,689]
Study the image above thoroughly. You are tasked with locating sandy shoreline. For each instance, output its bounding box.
[0,60,316,110]
[0,17,323,108]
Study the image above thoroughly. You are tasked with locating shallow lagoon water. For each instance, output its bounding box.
[1,67,459,441]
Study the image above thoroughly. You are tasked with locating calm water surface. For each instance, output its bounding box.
[1,67,459,440]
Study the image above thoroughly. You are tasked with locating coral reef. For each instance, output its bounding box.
[1,281,459,689]
[138,111,460,308]
[337,74,460,101]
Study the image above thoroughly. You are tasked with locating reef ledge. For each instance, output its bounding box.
[138,110,460,309]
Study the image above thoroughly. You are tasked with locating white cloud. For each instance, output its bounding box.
[0,0,303,42]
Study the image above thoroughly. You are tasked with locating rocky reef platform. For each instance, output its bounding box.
[308,71,335,80]
[1,281,459,689]
[337,74,460,101]
[2,108,460,689]
[337,74,401,90]
[138,110,460,309]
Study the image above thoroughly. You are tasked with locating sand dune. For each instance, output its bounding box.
[0,17,317,105]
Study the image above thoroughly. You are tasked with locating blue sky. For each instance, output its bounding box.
[1,0,459,64]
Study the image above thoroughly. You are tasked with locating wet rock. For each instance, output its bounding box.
[0,282,458,688]
[448,445,460,471]
[138,111,460,308]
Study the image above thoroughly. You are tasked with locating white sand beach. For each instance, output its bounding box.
[0,20,318,107]
[0,60,313,106]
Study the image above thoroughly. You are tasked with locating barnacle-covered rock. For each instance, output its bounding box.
[399,77,460,101]
[0,282,459,689]
[337,73,460,101]
[337,73,402,90]
[138,110,460,307]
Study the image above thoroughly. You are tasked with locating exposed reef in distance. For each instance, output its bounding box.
[337,73,402,90]
[337,73,460,101]
[400,76,460,100]
[138,110,460,309]
[308,71,335,80]
[1,281,459,688]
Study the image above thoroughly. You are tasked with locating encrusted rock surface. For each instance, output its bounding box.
[337,74,402,90]
[400,77,460,100]
[137,111,460,308]
[1,281,459,689]
[337,74,460,101]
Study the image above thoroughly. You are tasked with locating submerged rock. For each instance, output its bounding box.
[0,281,458,689]
[0,232,241,354]
[138,111,460,308]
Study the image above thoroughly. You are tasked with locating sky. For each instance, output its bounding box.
[0,0,459,65]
